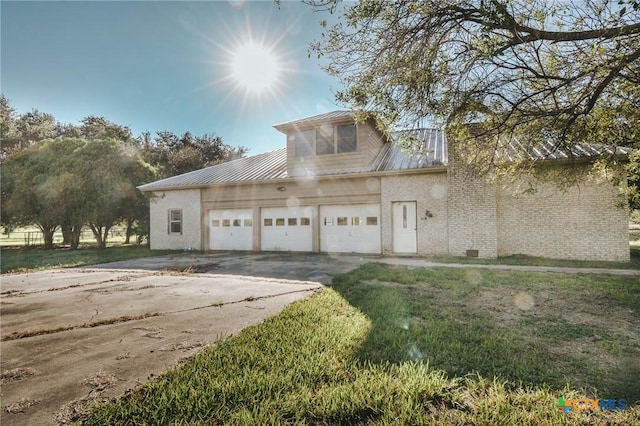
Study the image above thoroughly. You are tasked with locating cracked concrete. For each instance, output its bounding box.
[1,252,369,425]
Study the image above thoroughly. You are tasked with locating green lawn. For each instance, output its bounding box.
[0,246,178,274]
[82,264,639,425]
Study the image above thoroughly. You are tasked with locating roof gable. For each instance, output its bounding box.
[273,111,355,133]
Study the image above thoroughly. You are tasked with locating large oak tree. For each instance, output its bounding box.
[310,0,639,190]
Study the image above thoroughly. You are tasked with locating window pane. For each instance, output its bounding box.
[324,217,334,226]
[212,219,220,227]
[169,209,182,234]
[276,218,285,226]
[244,219,253,227]
[352,217,362,226]
[264,218,273,226]
[403,205,407,228]
[222,219,230,227]
[294,130,314,157]
[337,124,357,153]
[366,216,378,226]
[337,217,348,226]
[233,219,241,227]
[301,217,310,226]
[288,218,297,226]
[316,126,334,155]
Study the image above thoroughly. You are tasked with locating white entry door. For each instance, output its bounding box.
[392,201,417,253]
[261,206,313,252]
[209,209,253,250]
[320,204,381,253]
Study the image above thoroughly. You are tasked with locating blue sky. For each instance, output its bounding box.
[1,0,345,155]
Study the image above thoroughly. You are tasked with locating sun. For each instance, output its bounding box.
[230,42,280,93]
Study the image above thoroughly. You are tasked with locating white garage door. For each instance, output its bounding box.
[261,206,313,252]
[209,209,253,250]
[320,204,381,253]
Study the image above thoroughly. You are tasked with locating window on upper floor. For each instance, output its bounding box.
[316,125,334,155]
[292,124,358,157]
[337,124,357,153]
[293,130,314,157]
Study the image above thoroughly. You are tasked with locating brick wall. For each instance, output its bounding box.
[381,173,448,256]
[447,162,498,258]
[496,170,630,262]
[149,189,202,250]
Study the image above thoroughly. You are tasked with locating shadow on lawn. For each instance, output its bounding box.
[330,263,640,403]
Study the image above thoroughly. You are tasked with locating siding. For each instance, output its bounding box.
[496,170,630,262]
[381,173,448,256]
[286,121,385,177]
[201,176,380,207]
[149,189,202,250]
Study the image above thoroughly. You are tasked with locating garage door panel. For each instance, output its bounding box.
[261,206,313,252]
[320,204,380,253]
[209,209,253,250]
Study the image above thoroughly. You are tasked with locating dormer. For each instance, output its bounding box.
[273,111,388,177]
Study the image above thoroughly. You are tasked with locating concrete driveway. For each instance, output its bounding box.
[0,252,369,425]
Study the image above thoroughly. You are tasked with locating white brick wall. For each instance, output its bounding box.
[447,163,498,258]
[381,173,448,256]
[496,172,629,262]
[149,189,202,250]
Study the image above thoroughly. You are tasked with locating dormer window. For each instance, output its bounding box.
[316,125,334,155]
[293,124,357,157]
[337,124,357,153]
[293,130,314,157]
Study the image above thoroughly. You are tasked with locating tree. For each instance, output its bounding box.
[79,116,134,143]
[1,105,63,155]
[0,95,17,149]
[310,0,640,172]
[1,137,154,249]
[68,138,154,249]
[1,138,86,248]
[140,131,247,180]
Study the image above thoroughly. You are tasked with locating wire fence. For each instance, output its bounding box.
[0,226,129,247]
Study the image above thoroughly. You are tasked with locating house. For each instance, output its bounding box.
[138,111,630,262]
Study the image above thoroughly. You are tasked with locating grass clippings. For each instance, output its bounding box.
[0,367,38,385]
[3,398,39,414]
[1,313,161,341]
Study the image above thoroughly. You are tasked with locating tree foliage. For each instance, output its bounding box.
[139,130,247,180]
[309,0,639,204]
[0,96,247,247]
[1,138,154,248]
[312,0,639,137]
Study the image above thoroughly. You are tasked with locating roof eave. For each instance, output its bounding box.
[138,165,448,192]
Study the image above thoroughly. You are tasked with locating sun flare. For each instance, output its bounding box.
[230,42,280,93]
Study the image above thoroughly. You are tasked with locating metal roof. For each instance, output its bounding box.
[138,148,288,191]
[374,129,447,171]
[499,138,632,161]
[138,118,629,191]
[273,111,354,132]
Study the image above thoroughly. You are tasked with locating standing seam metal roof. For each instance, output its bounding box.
[138,122,629,191]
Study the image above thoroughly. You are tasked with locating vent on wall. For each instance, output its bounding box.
[466,249,479,258]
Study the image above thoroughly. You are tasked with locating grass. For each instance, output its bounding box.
[82,264,640,425]
[0,245,178,274]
